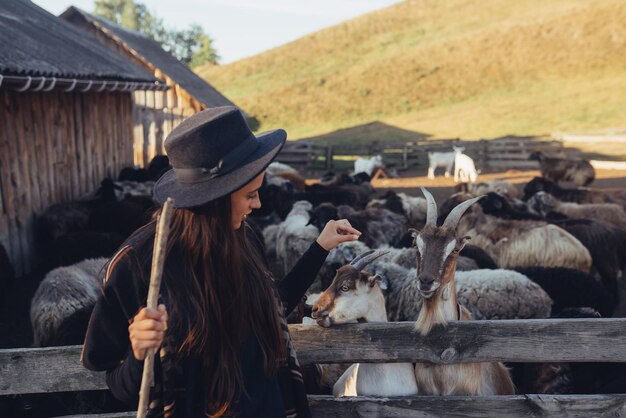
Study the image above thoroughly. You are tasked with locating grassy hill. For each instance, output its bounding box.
[197,0,626,152]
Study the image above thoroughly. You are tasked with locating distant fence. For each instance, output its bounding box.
[2,318,626,417]
[276,137,564,172]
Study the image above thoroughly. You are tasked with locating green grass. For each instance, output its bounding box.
[197,0,626,157]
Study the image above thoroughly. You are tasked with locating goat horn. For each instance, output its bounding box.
[442,195,484,230]
[351,249,390,271]
[349,249,376,266]
[421,187,438,226]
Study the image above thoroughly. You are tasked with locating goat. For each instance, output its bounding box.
[528,191,626,229]
[411,188,515,395]
[354,155,384,177]
[454,151,479,183]
[529,152,595,187]
[523,177,626,210]
[311,240,371,293]
[427,146,463,179]
[312,250,420,397]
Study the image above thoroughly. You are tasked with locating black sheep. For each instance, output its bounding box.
[514,267,615,318]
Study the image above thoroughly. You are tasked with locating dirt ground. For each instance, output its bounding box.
[368,167,626,203]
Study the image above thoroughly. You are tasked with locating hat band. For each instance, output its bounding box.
[174,134,261,184]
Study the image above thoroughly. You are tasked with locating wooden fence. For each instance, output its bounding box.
[277,137,565,172]
[2,319,626,417]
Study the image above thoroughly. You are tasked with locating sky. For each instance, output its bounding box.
[34,0,402,64]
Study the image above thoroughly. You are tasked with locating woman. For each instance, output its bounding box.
[81,106,361,417]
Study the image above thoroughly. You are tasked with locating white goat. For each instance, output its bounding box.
[312,250,419,397]
[454,151,479,183]
[427,146,464,179]
[354,155,384,177]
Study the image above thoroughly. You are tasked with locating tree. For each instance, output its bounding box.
[93,0,219,67]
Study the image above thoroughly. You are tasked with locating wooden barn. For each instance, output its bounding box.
[61,7,239,167]
[0,0,168,276]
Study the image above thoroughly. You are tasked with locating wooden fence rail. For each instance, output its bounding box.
[2,319,626,396]
[276,138,564,172]
[57,395,626,418]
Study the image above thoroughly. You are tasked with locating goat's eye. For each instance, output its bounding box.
[340,284,350,292]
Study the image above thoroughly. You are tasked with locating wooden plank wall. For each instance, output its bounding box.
[0,90,134,276]
[131,73,199,167]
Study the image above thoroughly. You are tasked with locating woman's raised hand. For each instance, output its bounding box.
[128,304,168,361]
[316,219,362,251]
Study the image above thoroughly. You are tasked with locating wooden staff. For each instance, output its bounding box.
[137,197,174,418]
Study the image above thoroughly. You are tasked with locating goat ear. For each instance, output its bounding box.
[459,235,471,250]
[368,274,387,290]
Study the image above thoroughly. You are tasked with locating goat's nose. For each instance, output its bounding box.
[418,275,435,290]
[311,305,321,318]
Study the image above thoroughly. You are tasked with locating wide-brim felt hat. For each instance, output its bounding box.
[154,106,286,208]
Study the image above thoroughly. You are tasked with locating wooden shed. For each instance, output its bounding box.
[0,0,168,276]
[61,7,239,167]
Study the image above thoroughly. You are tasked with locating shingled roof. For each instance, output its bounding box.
[61,7,237,108]
[0,0,159,83]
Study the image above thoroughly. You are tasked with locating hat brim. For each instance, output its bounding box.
[153,129,286,208]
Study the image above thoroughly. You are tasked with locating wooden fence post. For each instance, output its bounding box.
[326,145,333,170]
[403,145,409,169]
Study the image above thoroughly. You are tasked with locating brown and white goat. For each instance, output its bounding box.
[312,250,419,397]
[411,188,515,395]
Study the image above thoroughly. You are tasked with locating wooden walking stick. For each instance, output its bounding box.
[137,197,174,418]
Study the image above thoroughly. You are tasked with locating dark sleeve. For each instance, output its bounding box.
[277,242,328,314]
[81,246,148,406]
[246,224,328,314]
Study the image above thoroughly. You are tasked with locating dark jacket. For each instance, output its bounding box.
[82,222,327,417]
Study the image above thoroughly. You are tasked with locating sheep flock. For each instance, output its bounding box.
[6,153,626,414]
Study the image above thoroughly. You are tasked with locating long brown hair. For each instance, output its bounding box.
[154,196,286,417]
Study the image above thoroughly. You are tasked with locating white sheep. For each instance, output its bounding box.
[354,155,384,177]
[275,201,319,277]
[30,258,108,346]
[396,193,427,225]
[456,269,553,319]
[454,151,479,183]
[457,205,592,272]
[427,146,464,179]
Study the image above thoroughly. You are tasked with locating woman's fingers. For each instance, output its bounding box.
[129,305,168,360]
[130,318,165,332]
[336,220,361,236]
[135,306,166,322]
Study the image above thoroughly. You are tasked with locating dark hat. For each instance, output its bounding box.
[153,106,286,208]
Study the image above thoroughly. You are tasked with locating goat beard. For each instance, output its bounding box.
[415,297,447,336]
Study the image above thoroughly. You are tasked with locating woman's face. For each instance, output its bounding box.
[230,172,264,230]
